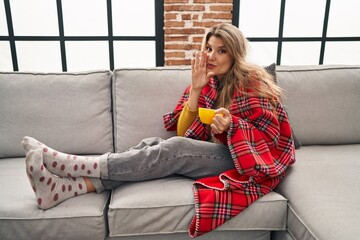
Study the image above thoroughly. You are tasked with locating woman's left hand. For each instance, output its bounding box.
[211,108,231,135]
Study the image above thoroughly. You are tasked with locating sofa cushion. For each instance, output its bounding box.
[113,67,191,152]
[107,176,287,237]
[0,157,110,240]
[277,65,360,145]
[276,144,360,240]
[0,71,113,158]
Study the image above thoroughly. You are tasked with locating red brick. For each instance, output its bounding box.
[165,59,192,66]
[164,28,205,35]
[192,44,202,51]
[165,44,193,50]
[181,14,192,20]
[165,0,189,3]
[210,5,233,11]
[165,13,177,20]
[165,51,186,58]
[202,13,232,19]
[164,5,205,12]
[193,36,204,43]
[193,21,225,28]
[194,0,232,3]
[164,21,185,28]
[165,35,189,42]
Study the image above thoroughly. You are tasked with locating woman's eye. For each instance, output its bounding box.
[219,49,226,54]
[206,47,212,52]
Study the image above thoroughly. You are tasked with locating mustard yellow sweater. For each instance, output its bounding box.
[177,102,198,136]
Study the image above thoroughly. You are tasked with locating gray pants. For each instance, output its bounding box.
[91,137,235,192]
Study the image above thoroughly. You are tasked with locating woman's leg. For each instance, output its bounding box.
[91,136,235,191]
[84,177,97,192]
[23,136,235,192]
[102,136,235,182]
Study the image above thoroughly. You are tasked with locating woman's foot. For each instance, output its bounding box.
[25,148,88,210]
[21,136,44,153]
[22,136,101,178]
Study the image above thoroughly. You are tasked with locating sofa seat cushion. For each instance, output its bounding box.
[276,144,360,240]
[107,176,287,237]
[0,158,110,240]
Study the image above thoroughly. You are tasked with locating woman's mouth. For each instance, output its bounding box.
[207,64,216,69]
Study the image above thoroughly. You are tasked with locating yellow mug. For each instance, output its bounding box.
[198,108,216,124]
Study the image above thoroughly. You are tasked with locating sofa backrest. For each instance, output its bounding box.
[112,67,191,152]
[2,65,359,158]
[113,65,360,151]
[277,65,360,145]
[0,71,114,159]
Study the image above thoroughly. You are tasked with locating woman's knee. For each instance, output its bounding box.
[129,137,164,150]
[166,136,196,148]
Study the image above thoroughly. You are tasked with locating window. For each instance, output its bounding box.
[233,0,360,65]
[0,0,164,72]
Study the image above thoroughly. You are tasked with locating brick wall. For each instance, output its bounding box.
[164,0,233,66]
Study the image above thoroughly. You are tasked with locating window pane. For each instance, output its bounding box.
[327,0,360,37]
[11,0,58,36]
[66,41,109,71]
[324,42,360,64]
[114,41,155,67]
[239,0,281,38]
[0,1,8,35]
[112,0,155,36]
[0,42,12,71]
[281,42,321,65]
[283,0,326,37]
[246,42,278,66]
[62,0,107,36]
[16,41,62,71]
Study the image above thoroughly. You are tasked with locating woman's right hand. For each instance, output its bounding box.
[191,51,214,92]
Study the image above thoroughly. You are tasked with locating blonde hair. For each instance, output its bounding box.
[202,23,282,111]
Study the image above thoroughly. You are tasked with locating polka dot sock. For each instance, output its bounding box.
[25,148,88,210]
[22,136,101,178]
[21,136,44,153]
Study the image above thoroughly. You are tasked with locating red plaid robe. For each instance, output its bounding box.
[163,77,295,237]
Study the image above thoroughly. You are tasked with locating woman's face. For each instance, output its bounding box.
[205,36,234,80]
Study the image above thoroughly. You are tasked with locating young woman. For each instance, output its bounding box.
[22,23,295,237]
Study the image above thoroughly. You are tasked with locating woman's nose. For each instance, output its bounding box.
[207,51,215,60]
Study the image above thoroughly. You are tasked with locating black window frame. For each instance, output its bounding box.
[232,0,360,65]
[1,0,164,72]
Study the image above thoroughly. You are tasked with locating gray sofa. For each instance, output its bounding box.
[0,65,359,240]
